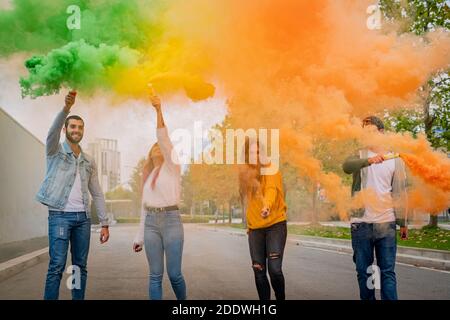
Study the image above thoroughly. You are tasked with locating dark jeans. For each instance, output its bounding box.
[351,221,398,300]
[44,211,91,300]
[248,220,287,300]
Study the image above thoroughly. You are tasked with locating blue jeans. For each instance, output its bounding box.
[44,211,91,300]
[144,210,186,300]
[351,221,398,300]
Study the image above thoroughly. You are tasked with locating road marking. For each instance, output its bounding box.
[396,262,450,274]
[201,225,450,274]
[297,246,350,256]
[298,246,450,274]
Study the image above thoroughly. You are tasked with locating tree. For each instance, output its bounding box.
[181,117,241,222]
[129,157,146,215]
[105,185,134,200]
[308,138,359,222]
[383,72,449,151]
[379,0,450,226]
[423,72,450,151]
[379,0,449,35]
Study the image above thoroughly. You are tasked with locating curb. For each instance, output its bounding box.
[0,247,49,282]
[1,224,448,282]
[201,225,450,271]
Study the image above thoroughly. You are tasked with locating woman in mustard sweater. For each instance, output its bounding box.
[239,138,287,300]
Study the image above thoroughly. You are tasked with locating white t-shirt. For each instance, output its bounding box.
[49,157,84,212]
[352,150,396,224]
[141,161,180,208]
[134,127,181,245]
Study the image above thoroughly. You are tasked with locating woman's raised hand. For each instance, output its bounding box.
[148,84,161,110]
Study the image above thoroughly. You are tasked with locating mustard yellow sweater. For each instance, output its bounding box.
[246,171,287,230]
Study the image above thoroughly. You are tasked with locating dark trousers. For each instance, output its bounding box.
[248,221,287,300]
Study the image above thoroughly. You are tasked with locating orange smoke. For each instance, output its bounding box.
[357,130,450,213]
[400,153,450,193]
[160,0,450,218]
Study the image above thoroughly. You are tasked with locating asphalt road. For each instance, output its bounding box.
[0,224,448,300]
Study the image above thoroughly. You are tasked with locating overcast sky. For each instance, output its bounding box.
[0,54,228,184]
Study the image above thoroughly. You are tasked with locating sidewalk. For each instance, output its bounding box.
[293,221,450,230]
[200,224,450,271]
[209,219,450,230]
[0,225,104,282]
[0,236,48,264]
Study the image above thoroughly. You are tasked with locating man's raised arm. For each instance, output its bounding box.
[46,92,76,156]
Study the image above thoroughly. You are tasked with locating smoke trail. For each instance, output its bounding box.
[1,0,215,100]
[0,0,163,54]
[163,0,450,217]
[19,40,140,98]
[113,39,216,101]
[1,0,449,217]
[359,130,450,212]
[401,153,450,193]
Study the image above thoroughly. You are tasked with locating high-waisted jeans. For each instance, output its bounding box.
[144,210,186,300]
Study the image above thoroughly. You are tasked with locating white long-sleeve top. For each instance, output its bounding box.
[134,127,181,245]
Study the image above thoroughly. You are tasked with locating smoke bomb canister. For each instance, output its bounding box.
[383,153,400,160]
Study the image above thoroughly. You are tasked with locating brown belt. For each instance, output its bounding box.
[144,205,179,214]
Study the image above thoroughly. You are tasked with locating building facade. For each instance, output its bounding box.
[86,138,121,193]
[0,108,47,245]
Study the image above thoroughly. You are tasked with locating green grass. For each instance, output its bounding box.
[397,226,449,251]
[225,223,450,251]
[288,225,352,239]
[180,215,212,223]
[116,217,141,223]
[116,217,450,251]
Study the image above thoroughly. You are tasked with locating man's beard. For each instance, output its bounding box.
[66,131,83,143]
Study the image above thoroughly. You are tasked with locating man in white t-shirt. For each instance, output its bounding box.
[343,116,409,300]
[36,92,110,300]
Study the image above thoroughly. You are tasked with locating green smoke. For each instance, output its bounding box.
[0,0,162,98]
[20,40,140,98]
[1,0,215,100]
[0,0,164,56]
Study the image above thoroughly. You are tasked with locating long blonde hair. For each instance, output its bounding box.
[141,143,159,192]
[238,137,263,199]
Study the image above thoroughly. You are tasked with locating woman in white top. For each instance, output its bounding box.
[133,94,186,300]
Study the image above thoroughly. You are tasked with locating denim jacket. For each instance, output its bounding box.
[36,110,108,226]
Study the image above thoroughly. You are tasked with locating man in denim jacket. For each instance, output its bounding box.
[36,92,110,300]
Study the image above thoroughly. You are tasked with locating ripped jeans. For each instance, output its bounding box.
[44,211,91,300]
[248,220,287,300]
